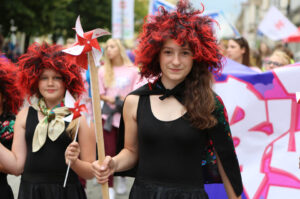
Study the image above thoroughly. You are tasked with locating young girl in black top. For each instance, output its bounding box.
[0,43,96,199]
[0,57,23,199]
[92,1,243,198]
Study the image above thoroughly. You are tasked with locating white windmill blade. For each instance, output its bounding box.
[63,90,76,122]
[75,16,84,38]
[92,28,111,39]
[63,114,74,123]
[64,90,76,108]
[296,92,300,103]
[92,47,102,67]
[62,45,84,56]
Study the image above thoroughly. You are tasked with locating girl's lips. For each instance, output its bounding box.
[170,68,182,72]
[47,89,56,93]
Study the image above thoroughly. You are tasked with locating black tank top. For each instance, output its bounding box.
[22,107,78,183]
[136,96,208,188]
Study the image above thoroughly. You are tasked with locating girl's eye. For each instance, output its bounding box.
[182,51,191,55]
[54,76,63,80]
[40,76,48,80]
[163,50,172,55]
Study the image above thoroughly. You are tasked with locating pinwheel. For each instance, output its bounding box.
[62,16,110,69]
[63,16,111,199]
[63,90,87,187]
[296,92,300,104]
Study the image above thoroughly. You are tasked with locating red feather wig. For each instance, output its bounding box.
[135,0,223,79]
[17,43,85,99]
[0,56,24,114]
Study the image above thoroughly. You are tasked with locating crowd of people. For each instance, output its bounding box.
[219,36,294,72]
[0,0,298,199]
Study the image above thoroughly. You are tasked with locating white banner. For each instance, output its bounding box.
[112,0,134,40]
[258,6,298,41]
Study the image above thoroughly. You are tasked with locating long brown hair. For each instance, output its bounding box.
[184,62,217,129]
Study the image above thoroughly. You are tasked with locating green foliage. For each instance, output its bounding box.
[134,0,149,35]
[0,0,150,45]
[0,0,111,42]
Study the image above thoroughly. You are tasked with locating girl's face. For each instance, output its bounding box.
[264,55,287,70]
[106,40,121,61]
[159,39,193,85]
[38,69,65,105]
[226,39,245,62]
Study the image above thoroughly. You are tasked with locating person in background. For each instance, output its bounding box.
[92,1,243,199]
[0,43,96,199]
[218,38,228,56]
[273,44,294,64]
[98,38,139,199]
[226,37,250,66]
[227,37,261,72]
[0,56,24,199]
[258,42,271,62]
[263,50,291,71]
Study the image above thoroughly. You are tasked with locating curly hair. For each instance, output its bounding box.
[0,57,24,114]
[17,43,85,100]
[135,0,223,129]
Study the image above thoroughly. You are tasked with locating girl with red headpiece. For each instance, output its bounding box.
[92,1,243,199]
[0,57,23,199]
[0,43,96,199]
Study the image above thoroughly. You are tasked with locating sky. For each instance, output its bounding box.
[190,0,247,22]
[189,0,247,38]
[163,0,248,38]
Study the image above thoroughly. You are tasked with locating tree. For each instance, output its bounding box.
[134,0,149,35]
[0,0,111,48]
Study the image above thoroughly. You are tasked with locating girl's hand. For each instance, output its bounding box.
[65,142,80,166]
[92,156,116,184]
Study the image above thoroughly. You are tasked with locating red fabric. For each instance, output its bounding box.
[284,27,300,43]
[0,57,24,114]
[134,0,223,80]
[102,119,118,187]
[17,43,85,100]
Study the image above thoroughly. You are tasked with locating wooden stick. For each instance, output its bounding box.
[88,52,109,199]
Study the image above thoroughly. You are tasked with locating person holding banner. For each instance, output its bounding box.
[0,57,23,199]
[0,43,96,199]
[92,1,243,199]
[98,38,139,198]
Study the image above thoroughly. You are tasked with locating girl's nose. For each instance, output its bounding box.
[172,54,180,66]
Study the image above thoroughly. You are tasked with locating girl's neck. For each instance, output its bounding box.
[111,56,123,67]
[44,98,63,109]
[236,57,243,65]
[161,76,184,90]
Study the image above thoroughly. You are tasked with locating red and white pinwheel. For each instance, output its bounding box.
[296,92,300,104]
[64,90,87,122]
[62,16,110,69]
[63,90,87,187]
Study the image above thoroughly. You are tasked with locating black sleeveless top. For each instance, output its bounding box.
[0,113,15,199]
[135,95,207,188]
[22,107,78,183]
